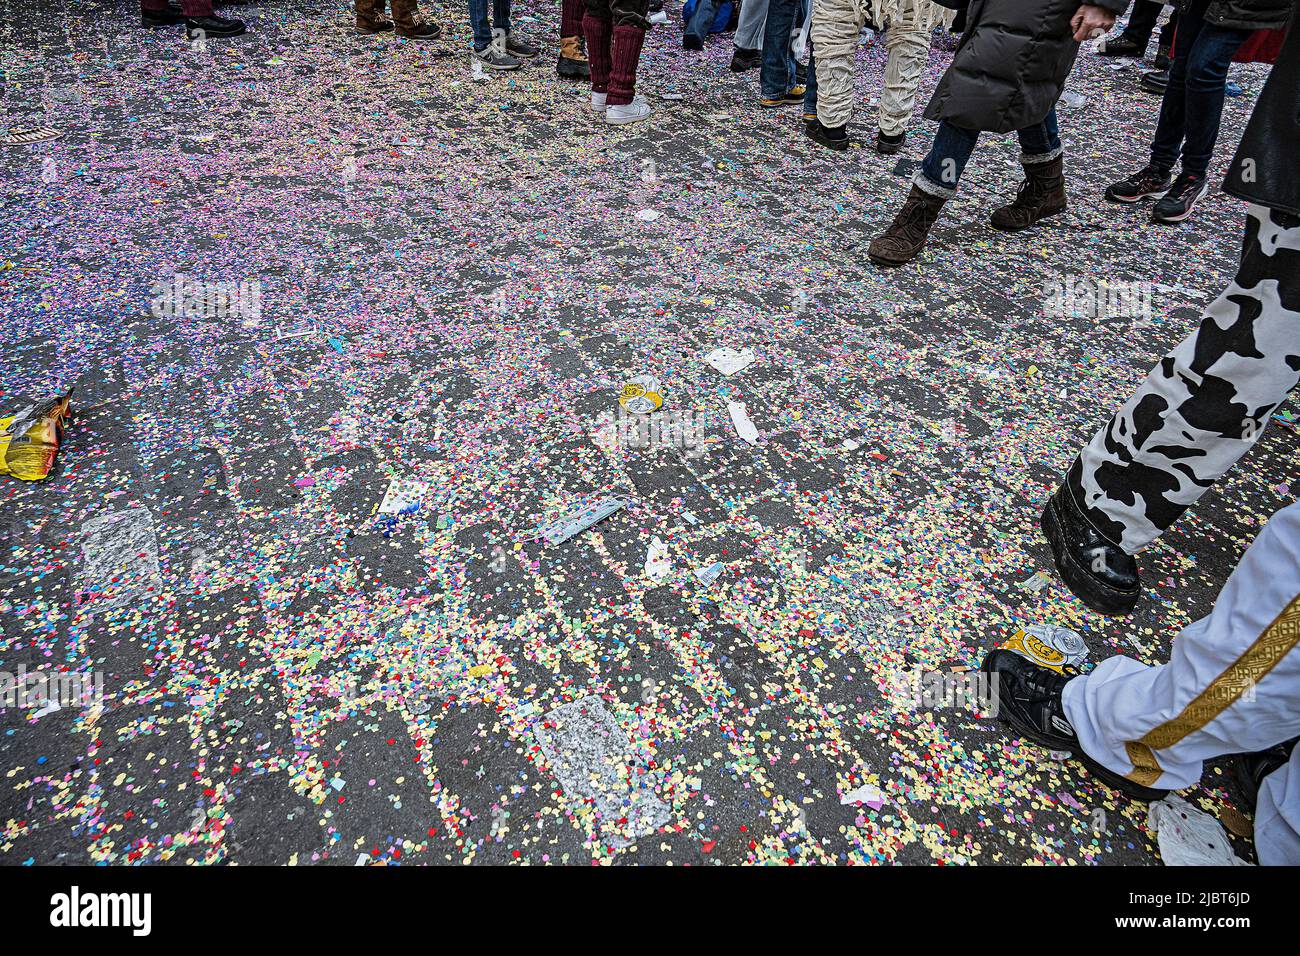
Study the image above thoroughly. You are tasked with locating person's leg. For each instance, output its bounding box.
[1121,0,1162,49]
[492,0,512,34]
[608,0,651,106]
[1176,21,1249,178]
[916,121,980,197]
[684,0,718,45]
[808,0,861,129]
[559,0,590,76]
[1065,205,1300,553]
[735,0,769,50]
[147,0,215,14]
[584,0,614,95]
[468,0,492,48]
[1148,5,1207,172]
[877,5,932,137]
[759,0,800,99]
[1062,499,1300,794]
[803,43,818,119]
[1256,747,1300,865]
[354,0,388,30]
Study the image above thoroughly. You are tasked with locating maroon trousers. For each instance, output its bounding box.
[142,0,215,15]
[582,0,648,104]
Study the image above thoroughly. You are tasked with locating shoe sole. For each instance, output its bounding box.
[606,113,651,126]
[1105,186,1169,204]
[1152,188,1208,223]
[989,202,1066,232]
[1040,494,1139,615]
[804,128,848,152]
[875,143,904,155]
[867,253,909,268]
[474,59,522,70]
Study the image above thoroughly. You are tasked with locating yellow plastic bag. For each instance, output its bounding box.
[0,390,73,481]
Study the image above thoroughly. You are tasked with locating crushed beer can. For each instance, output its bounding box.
[1001,624,1089,674]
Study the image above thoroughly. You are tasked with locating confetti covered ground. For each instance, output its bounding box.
[2,0,1295,866]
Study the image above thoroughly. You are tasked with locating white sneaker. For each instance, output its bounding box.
[591,91,608,113]
[605,97,652,126]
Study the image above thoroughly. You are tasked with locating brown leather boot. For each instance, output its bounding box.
[355,0,391,33]
[990,155,1067,231]
[557,35,590,79]
[868,185,948,267]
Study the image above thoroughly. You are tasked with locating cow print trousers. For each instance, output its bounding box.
[1065,204,1300,554]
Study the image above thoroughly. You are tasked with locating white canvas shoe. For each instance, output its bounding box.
[605,97,651,126]
[590,91,608,113]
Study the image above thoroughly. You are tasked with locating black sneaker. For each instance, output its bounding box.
[1154,44,1172,70]
[142,7,185,27]
[730,47,761,72]
[981,649,1171,802]
[1152,171,1209,223]
[1140,68,1169,95]
[683,34,704,51]
[875,130,906,155]
[1097,34,1145,57]
[804,118,848,151]
[1040,487,1142,615]
[1104,162,1172,203]
[185,15,245,38]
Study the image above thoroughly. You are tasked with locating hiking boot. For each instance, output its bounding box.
[981,649,1170,802]
[1105,162,1172,203]
[875,129,905,155]
[730,46,761,72]
[1152,171,1209,223]
[759,86,805,108]
[1140,68,1169,95]
[185,15,245,38]
[395,20,442,39]
[1040,487,1141,615]
[1097,33,1145,57]
[495,27,537,58]
[867,185,947,267]
[990,155,1067,231]
[804,118,847,151]
[557,34,590,78]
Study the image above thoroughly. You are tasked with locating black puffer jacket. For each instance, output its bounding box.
[923,0,1128,134]
[1223,0,1299,214]
[1177,0,1292,30]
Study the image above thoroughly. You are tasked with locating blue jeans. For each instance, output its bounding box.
[684,0,718,44]
[759,0,805,98]
[470,0,512,50]
[1149,2,1248,177]
[919,110,1060,194]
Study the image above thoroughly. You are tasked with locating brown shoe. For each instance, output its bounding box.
[355,18,394,33]
[990,155,1067,231]
[868,185,948,267]
[557,34,591,78]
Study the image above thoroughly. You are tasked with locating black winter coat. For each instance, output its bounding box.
[923,0,1128,134]
[1177,0,1292,31]
[1223,0,1299,214]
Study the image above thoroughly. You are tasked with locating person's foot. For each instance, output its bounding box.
[867,184,947,267]
[355,18,395,35]
[557,35,590,78]
[1232,739,1298,809]
[683,34,704,51]
[606,97,652,126]
[473,40,522,70]
[185,14,245,38]
[141,7,186,27]
[990,155,1067,230]
[1040,487,1141,615]
[494,28,537,58]
[1151,171,1209,223]
[759,86,805,108]
[1140,68,1169,95]
[1096,33,1145,57]
[395,20,442,39]
[730,46,761,71]
[1104,162,1172,203]
[590,91,609,114]
[981,649,1171,801]
[804,118,848,151]
[1154,43,1172,70]
[875,129,905,155]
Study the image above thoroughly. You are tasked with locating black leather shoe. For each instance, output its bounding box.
[982,649,1170,801]
[730,47,761,72]
[185,14,246,38]
[142,7,185,27]
[875,129,906,155]
[804,118,848,151]
[1040,487,1141,615]
[1232,738,1298,809]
